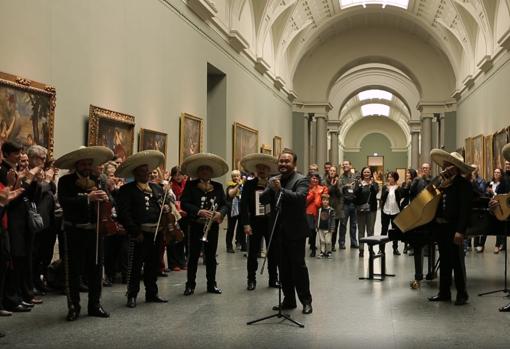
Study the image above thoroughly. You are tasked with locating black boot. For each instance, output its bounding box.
[66,303,81,321]
[88,304,110,318]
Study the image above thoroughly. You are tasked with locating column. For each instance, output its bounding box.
[315,114,328,168]
[438,113,445,150]
[411,131,420,169]
[309,114,316,165]
[303,114,310,172]
[420,114,433,165]
[329,130,339,166]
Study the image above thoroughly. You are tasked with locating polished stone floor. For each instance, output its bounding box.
[2,234,510,349]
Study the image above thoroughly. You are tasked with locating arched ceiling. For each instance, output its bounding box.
[187,0,510,100]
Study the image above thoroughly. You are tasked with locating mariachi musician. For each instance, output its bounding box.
[496,144,510,312]
[180,153,229,296]
[55,146,114,321]
[239,153,279,291]
[115,150,169,308]
[428,149,473,306]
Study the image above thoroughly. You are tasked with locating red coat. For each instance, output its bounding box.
[306,184,328,217]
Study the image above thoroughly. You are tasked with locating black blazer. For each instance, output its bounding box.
[58,172,99,225]
[436,175,473,234]
[259,171,309,241]
[380,185,403,211]
[180,179,228,221]
[239,177,263,227]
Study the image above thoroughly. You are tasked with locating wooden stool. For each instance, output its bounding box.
[359,235,395,281]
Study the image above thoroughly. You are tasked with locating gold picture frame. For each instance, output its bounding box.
[464,137,473,165]
[0,71,56,158]
[260,144,272,155]
[484,134,493,180]
[179,112,203,164]
[471,134,484,175]
[139,128,167,168]
[493,128,509,170]
[273,136,282,157]
[88,105,135,162]
[233,122,258,170]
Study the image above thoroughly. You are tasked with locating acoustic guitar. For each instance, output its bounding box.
[492,193,510,221]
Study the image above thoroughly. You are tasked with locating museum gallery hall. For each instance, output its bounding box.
[1,0,510,348]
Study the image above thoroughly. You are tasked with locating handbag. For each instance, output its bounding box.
[357,190,372,213]
[26,199,45,233]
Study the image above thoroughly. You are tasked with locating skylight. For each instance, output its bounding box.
[361,103,390,116]
[339,0,409,10]
[358,89,393,101]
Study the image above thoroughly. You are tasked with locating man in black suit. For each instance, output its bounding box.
[55,146,114,321]
[428,150,473,306]
[260,149,313,314]
[180,153,229,296]
[239,154,279,291]
[115,150,168,308]
[497,146,510,312]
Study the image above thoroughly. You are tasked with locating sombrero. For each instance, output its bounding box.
[115,150,165,178]
[430,148,475,174]
[181,153,228,178]
[503,143,510,162]
[54,146,114,170]
[240,153,278,174]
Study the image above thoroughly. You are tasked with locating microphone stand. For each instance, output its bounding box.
[247,190,304,328]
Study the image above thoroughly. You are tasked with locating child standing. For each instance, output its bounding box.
[317,194,335,258]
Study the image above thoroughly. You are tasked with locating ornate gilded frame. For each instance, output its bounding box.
[484,134,493,179]
[471,134,484,174]
[88,105,135,160]
[493,128,509,170]
[273,136,282,157]
[139,128,168,167]
[179,112,204,164]
[233,122,258,170]
[260,144,272,155]
[0,71,56,158]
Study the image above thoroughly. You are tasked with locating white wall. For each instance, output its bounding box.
[0,0,292,167]
[457,52,510,145]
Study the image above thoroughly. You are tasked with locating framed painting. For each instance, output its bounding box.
[396,168,406,185]
[464,137,473,165]
[0,71,56,157]
[484,134,493,180]
[367,156,384,183]
[179,113,203,164]
[88,105,135,162]
[260,144,272,155]
[233,122,258,170]
[139,128,167,168]
[493,128,509,170]
[471,134,484,174]
[273,136,282,157]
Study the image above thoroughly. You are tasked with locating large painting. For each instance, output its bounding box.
[139,128,167,167]
[273,136,282,157]
[233,122,258,171]
[484,134,493,180]
[471,134,484,174]
[0,72,56,157]
[464,137,473,165]
[88,105,135,162]
[179,113,203,164]
[493,128,509,170]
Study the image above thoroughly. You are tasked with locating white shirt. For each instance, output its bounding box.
[383,185,400,215]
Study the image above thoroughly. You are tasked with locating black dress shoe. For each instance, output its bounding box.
[268,280,280,288]
[146,295,168,303]
[351,244,359,249]
[88,305,110,318]
[21,301,34,308]
[11,304,31,312]
[126,297,137,308]
[499,303,510,312]
[454,294,469,306]
[272,302,297,311]
[247,281,256,291]
[428,294,451,302]
[331,247,336,252]
[339,245,346,250]
[158,272,168,277]
[103,278,113,287]
[207,286,222,294]
[66,305,80,321]
[0,310,12,317]
[302,303,313,314]
[310,250,316,258]
[183,287,195,296]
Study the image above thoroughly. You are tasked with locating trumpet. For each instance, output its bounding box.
[201,202,218,243]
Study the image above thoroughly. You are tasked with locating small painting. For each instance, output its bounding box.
[484,134,493,180]
[493,128,509,170]
[471,134,484,174]
[139,128,167,167]
[88,105,135,162]
[273,136,282,157]
[464,137,473,165]
[179,113,203,164]
[260,144,272,155]
[233,122,258,171]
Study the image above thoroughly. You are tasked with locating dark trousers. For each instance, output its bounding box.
[331,218,340,249]
[167,240,186,269]
[381,212,399,250]
[247,218,278,283]
[187,222,219,289]
[63,227,103,308]
[306,214,317,251]
[226,215,245,250]
[277,236,312,306]
[104,234,128,280]
[339,202,357,246]
[126,232,161,298]
[32,227,57,289]
[437,224,467,297]
[496,235,506,248]
[474,236,487,248]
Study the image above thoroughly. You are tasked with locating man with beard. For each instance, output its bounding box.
[239,154,279,291]
[260,149,313,314]
[55,146,114,321]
